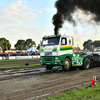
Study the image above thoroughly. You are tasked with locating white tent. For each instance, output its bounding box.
[27,46,38,52]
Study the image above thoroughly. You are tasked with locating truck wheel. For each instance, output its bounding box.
[83,58,90,70]
[46,65,53,70]
[62,58,71,71]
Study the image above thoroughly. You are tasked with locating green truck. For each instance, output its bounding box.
[40,34,92,71]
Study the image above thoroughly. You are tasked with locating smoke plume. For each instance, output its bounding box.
[52,0,100,35]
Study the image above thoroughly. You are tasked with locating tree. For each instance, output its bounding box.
[14,39,36,50]
[24,39,36,50]
[93,40,100,48]
[37,44,40,50]
[14,40,25,50]
[83,39,93,51]
[0,38,11,51]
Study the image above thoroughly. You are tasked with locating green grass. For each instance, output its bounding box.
[0,58,40,62]
[42,82,100,100]
[0,63,40,69]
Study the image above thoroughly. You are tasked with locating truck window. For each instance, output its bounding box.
[41,37,60,46]
[61,38,67,45]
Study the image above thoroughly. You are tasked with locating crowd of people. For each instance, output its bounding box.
[0,51,40,56]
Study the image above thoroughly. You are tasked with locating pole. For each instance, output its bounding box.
[95,76,96,86]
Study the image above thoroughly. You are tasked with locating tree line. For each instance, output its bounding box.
[83,39,100,51]
[0,37,100,51]
[0,38,40,51]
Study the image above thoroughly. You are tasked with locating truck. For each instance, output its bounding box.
[40,34,99,71]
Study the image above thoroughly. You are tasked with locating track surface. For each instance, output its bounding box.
[0,60,40,66]
[0,61,100,100]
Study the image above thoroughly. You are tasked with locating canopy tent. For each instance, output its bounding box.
[27,47,38,52]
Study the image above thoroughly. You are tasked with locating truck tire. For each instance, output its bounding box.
[62,58,71,71]
[82,58,90,70]
[46,65,53,70]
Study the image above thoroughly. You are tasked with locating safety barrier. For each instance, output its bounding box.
[0,55,40,60]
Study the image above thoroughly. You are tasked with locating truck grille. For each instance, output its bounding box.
[44,57,53,61]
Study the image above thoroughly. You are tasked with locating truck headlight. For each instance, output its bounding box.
[52,52,58,56]
[40,52,45,56]
[55,57,61,62]
[55,57,58,60]
[73,54,75,56]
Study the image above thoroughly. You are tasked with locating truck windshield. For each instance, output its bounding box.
[41,37,60,46]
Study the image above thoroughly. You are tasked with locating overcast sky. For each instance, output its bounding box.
[0,0,100,49]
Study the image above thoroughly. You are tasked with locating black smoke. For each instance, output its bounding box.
[52,0,100,35]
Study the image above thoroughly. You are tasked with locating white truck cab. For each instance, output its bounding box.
[40,34,90,70]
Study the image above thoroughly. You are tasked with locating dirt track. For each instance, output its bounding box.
[0,60,40,67]
[0,63,100,100]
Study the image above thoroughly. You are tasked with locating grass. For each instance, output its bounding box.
[42,82,100,100]
[0,58,40,62]
[0,63,40,69]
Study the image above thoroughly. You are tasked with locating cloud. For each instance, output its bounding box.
[32,7,50,14]
[0,0,37,25]
[0,25,49,48]
[33,9,43,13]
[0,0,51,48]
[40,7,50,11]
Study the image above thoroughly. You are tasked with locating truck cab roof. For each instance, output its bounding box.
[43,34,73,39]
